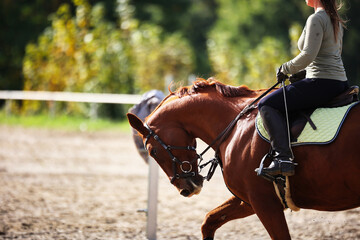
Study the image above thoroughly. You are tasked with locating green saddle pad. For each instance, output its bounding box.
[256,102,359,146]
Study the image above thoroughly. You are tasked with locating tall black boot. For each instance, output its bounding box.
[259,105,295,176]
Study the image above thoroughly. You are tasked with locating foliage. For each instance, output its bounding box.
[0,0,116,92]
[207,0,308,88]
[21,0,193,117]
[121,0,194,91]
[342,0,360,85]
[23,0,131,116]
[130,0,217,76]
[130,25,193,91]
[243,37,289,89]
[1,0,360,118]
[23,1,133,93]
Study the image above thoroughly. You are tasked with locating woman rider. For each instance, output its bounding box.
[258,0,349,177]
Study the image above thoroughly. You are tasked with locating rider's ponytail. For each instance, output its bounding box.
[320,0,347,42]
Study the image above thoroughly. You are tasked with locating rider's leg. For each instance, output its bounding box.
[259,105,294,176]
[257,78,349,177]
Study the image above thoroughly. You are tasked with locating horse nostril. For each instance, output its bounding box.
[180,189,190,197]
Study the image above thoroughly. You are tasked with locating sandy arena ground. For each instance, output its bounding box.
[0,125,360,239]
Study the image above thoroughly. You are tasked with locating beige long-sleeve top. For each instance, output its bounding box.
[282,9,347,81]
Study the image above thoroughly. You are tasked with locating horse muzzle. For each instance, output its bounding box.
[179,175,204,197]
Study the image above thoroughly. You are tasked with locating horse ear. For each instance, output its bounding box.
[127,113,149,137]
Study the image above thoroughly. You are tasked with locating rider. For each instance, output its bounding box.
[257,0,349,177]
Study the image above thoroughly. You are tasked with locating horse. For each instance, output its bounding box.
[127,79,360,240]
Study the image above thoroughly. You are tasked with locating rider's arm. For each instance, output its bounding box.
[281,13,323,75]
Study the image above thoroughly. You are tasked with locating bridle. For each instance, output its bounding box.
[144,123,200,183]
[143,81,281,184]
[143,101,255,183]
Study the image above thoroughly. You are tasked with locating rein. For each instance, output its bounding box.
[144,81,281,183]
[198,81,281,180]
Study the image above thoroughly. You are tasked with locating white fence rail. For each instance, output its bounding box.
[0,90,142,104]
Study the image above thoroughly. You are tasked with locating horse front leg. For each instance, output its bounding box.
[201,196,255,240]
[250,193,291,240]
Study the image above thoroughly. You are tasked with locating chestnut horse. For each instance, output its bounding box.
[127,79,360,240]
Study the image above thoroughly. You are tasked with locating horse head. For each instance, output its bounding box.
[127,111,204,197]
[127,79,258,197]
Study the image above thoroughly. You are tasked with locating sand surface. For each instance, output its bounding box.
[0,125,359,239]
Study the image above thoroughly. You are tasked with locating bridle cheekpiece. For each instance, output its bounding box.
[144,123,201,183]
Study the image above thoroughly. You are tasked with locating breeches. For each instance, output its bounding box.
[258,78,349,115]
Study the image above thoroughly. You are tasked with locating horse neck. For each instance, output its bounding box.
[155,93,255,146]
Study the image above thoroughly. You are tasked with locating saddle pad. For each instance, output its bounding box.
[256,101,359,146]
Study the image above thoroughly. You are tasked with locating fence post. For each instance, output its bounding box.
[5,99,12,116]
[49,101,56,118]
[89,103,98,119]
[146,156,159,240]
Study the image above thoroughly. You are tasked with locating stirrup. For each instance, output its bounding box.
[263,159,296,177]
[255,154,297,181]
[255,153,276,182]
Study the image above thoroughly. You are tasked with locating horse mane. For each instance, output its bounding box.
[172,77,254,98]
[148,77,258,119]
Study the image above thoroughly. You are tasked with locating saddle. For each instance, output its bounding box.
[257,85,359,211]
[289,85,359,142]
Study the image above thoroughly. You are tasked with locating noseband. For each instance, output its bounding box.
[144,123,201,183]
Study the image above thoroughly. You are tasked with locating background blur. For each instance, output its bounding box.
[1,0,359,119]
[1,2,360,238]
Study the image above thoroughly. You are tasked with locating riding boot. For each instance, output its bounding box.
[259,105,295,176]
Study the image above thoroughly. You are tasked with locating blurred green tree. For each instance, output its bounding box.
[0,0,117,92]
[207,0,309,88]
[2,0,360,103]
[130,0,217,77]
[118,0,193,92]
[22,1,133,116]
[21,0,193,117]
[342,0,360,85]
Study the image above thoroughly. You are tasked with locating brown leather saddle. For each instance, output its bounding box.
[289,85,359,142]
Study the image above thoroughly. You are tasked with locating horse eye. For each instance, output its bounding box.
[150,149,157,157]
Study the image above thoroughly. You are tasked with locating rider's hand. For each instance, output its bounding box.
[289,70,306,83]
[276,66,288,83]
